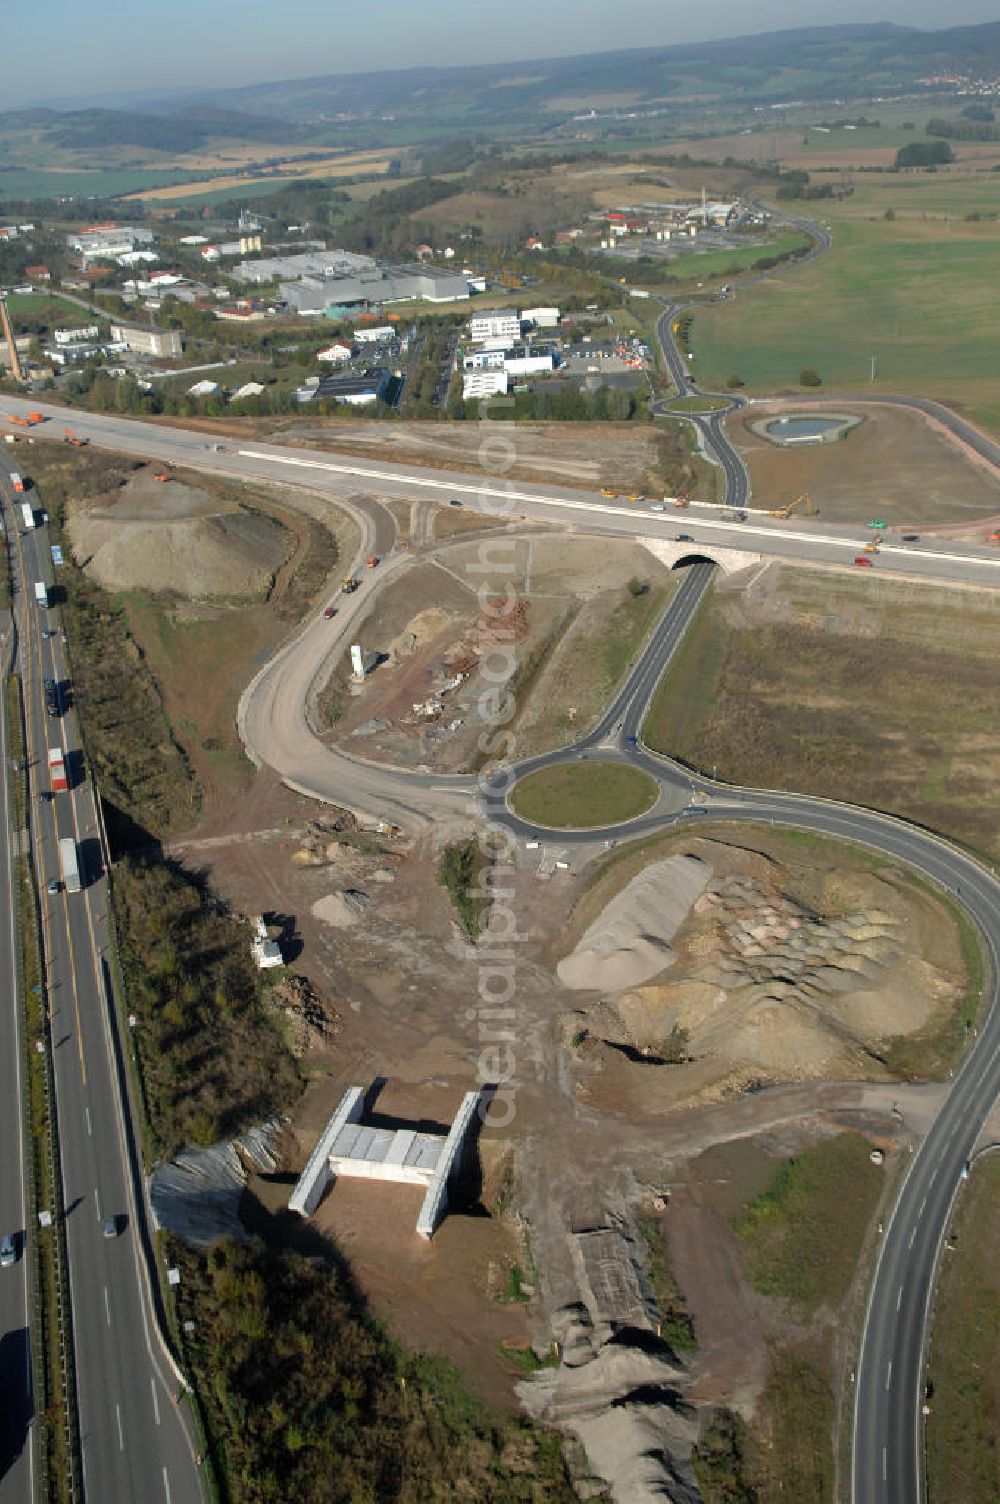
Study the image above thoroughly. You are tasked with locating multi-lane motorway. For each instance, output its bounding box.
[0,463,202,1502]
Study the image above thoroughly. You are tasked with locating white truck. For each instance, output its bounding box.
[58,838,81,894]
[33,581,48,608]
[20,502,34,529]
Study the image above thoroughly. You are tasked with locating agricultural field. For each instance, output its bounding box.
[643,564,1000,863]
[690,170,1000,434]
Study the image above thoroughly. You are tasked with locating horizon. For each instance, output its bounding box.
[8,6,1000,113]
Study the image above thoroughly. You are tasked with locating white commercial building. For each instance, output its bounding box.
[463,369,509,400]
[68,225,154,260]
[504,351,555,376]
[469,308,520,344]
[354,325,394,343]
[317,343,353,363]
[522,305,560,328]
[463,347,507,371]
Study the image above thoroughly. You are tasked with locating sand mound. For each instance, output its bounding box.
[568,843,965,1112]
[557,855,711,992]
[386,606,455,664]
[311,890,372,928]
[67,475,290,600]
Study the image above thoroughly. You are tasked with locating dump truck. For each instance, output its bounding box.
[48,747,67,794]
[341,577,359,594]
[600,488,616,498]
[10,471,25,493]
[58,837,81,894]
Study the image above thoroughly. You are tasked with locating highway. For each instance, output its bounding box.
[0,465,202,1503]
[5,400,1000,591]
[0,538,35,1496]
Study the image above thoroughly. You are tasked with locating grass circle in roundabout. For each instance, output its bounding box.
[510,761,659,830]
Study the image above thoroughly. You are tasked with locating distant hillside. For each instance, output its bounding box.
[8,22,1000,154]
[108,22,1000,125]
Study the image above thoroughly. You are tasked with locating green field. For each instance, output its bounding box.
[510,761,658,828]
[690,178,1000,432]
[926,1154,1000,1504]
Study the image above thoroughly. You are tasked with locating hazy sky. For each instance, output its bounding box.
[8,1,1000,110]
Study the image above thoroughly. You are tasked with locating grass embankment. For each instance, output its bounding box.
[114,857,299,1157]
[511,762,658,829]
[728,1134,883,1504]
[643,567,1000,863]
[690,186,1000,432]
[6,676,80,1501]
[170,1237,576,1504]
[734,1133,883,1314]
[926,1154,1000,1503]
[436,838,493,940]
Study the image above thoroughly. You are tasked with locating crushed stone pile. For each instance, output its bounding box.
[558,854,712,993]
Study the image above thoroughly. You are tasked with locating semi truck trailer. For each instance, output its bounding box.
[48,747,67,793]
[33,581,47,608]
[58,838,81,894]
[20,502,34,529]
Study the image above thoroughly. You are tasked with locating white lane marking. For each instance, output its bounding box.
[909,1226,917,1249]
[883,1446,888,1482]
[896,1285,904,1313]
[919,1197,927,1218]
[151,1377,160,1426]
[235,449,1000,571]
[94,1187,100,1221]
[85,1106,92,1136]
[116,1402,124,1451]
[104,1286,111,1327]
[885,1360,893,1390]
[162,1466,172,1504]
[929,1167,937,1186]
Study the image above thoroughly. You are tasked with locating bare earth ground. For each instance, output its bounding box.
[729,402,1000,528]
[319,534,677,769]
[279,417,662,492]
[168,793,964,1440]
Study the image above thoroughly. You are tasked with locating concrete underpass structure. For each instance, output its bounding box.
[289,1084,482,1238]
[642,538,762,574]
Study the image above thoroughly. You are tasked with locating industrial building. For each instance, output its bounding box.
[313,369,392,406]
[68,224,154,260]
[281,261,473,315]
[232,247,374,286]
[522,306,561,329]
[469,308,521,344]
[109,323,183,359]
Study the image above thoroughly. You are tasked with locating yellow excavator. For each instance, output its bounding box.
[768,492,815,519]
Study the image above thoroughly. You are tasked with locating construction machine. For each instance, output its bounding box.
[5,412,45,428]
[674,494,689,508]
[601,487,616,498]
[153,467,171,482]
[768,493,814,519]
[989,530,1000,544]
[341,577,360,594]
[63,426,89,447]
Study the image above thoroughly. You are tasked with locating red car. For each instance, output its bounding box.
[854,556,873,567]
[323,605,338,618]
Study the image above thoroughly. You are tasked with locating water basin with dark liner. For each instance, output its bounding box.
[765,416,845,441]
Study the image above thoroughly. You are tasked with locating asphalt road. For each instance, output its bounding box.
[5,402,1000,591]
[0,466,202,1503]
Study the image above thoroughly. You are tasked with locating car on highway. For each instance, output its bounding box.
[854,556,873,567]
[41,628,56,639]
[322,606,338,619]
[46,878,61,896]
[901,533,920,542]
[649,502,665,512]
[102,1217,118,1239]
[0,1234,15,1267]
[675,533,693,542]
[449,498,462,507]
